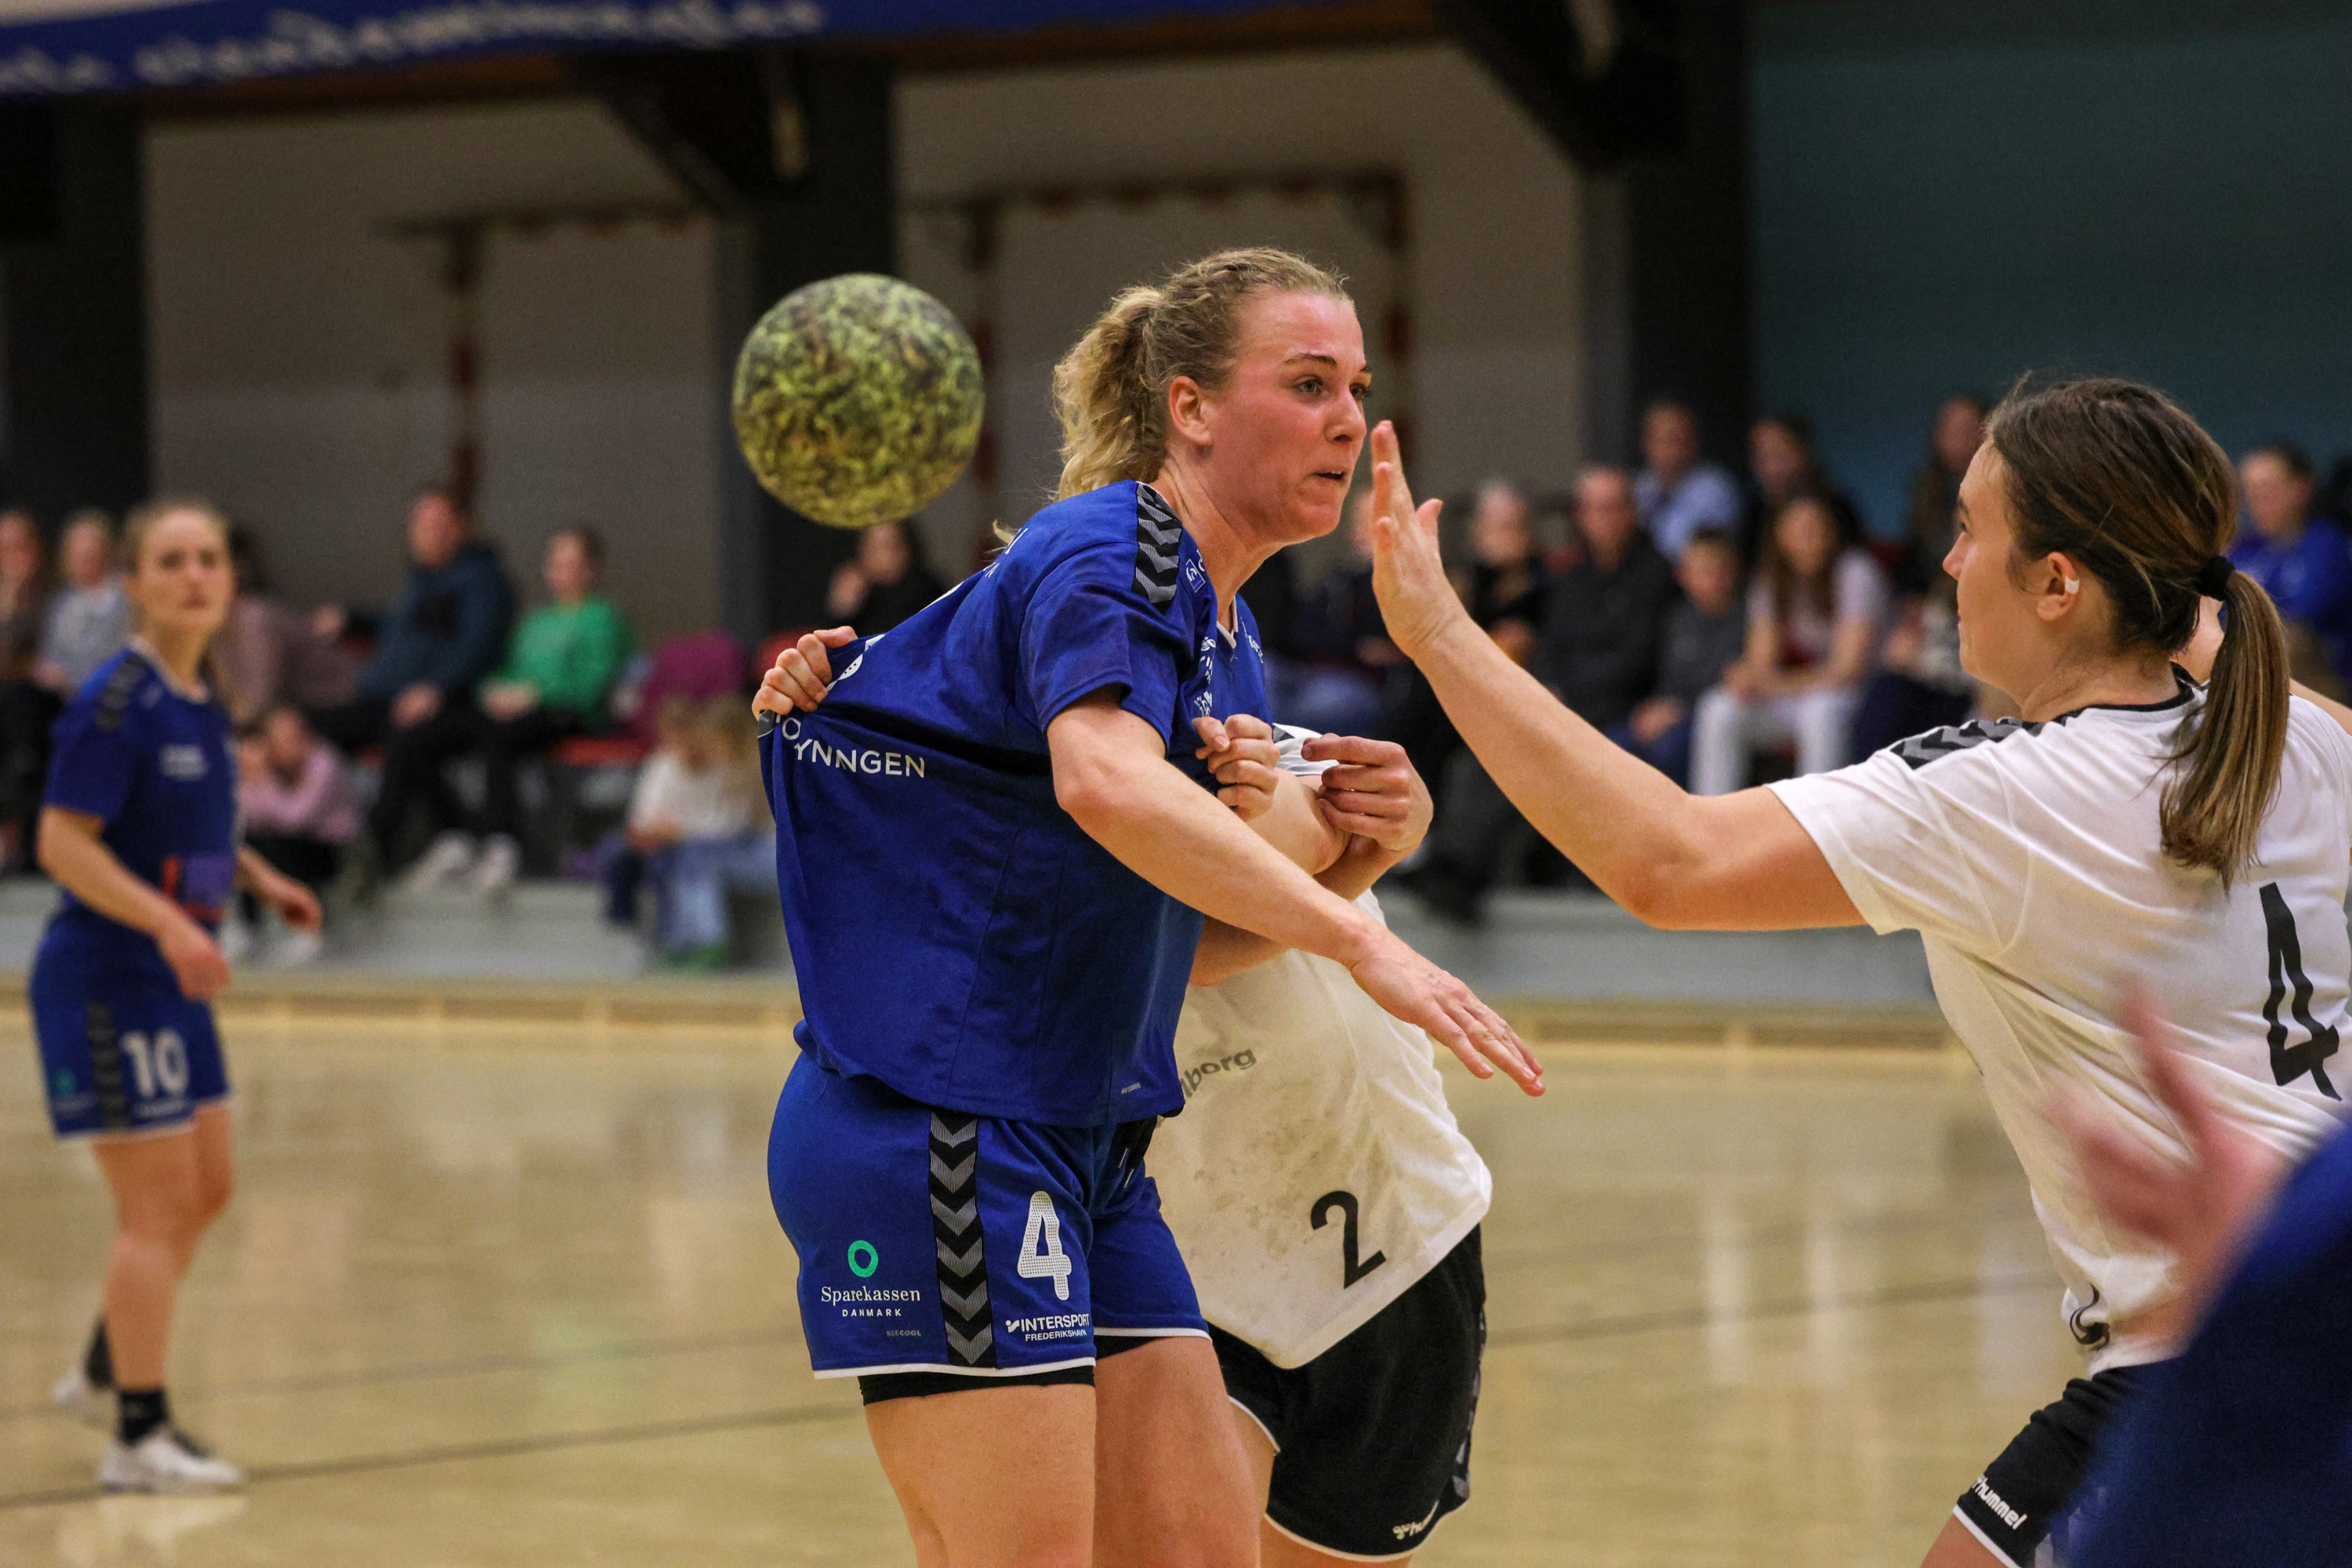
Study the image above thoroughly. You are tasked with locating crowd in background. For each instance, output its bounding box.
[2,390,2349,956]
[1244,396,2352,923]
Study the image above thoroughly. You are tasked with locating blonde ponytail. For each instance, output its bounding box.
[1051,248,1350,502]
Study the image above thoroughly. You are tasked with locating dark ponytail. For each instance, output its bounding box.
[1987,378,2288,884]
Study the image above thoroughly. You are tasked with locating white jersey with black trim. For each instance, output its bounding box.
[1770,681,2352,1372]
[1151,728,1492,1369]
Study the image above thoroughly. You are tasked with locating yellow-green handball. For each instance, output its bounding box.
[731,274,985,530]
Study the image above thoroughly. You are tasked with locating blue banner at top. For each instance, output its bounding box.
[0,0,1325,96]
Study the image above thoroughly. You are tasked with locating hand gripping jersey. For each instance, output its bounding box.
[1152,729,1492,1367]
[44,645,240,948]
[1771,680,2352,1372]
[762,481,1268,1127]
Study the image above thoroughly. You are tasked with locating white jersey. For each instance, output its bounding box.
[1152,734,1491,1368]
[1772,684,2352,1371]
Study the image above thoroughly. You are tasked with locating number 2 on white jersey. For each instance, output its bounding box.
[1017,1191,1073,1301]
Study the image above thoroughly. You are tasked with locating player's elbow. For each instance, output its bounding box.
[1051,747,1127,835]
[31,811,67,879]
[1602,826,1715,930]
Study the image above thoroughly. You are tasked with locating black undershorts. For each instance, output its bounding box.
[1214,1226,1486,1560]
[856,1330,1152,1404]
[1954,1362,2159,1567]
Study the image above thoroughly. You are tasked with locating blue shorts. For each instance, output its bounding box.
[30,927,227,1139]
[768,1054,1207,1379]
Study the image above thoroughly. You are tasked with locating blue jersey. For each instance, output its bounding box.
[762,481,1268,1127]
[2060,1120,2352,1566]
[42,647,240,959]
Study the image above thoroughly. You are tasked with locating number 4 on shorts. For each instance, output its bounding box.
[1016,1191,1073,1301]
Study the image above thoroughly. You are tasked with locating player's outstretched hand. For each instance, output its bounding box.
[1305,735,1430,855]
[1348,932,1542,1096]
[161,917,230,1002]
[1192,713,1283,822]
[1363,422,1472,663]
[754,626,856,718]
[2054,986,2289,1322]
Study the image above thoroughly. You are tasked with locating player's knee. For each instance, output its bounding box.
[191,1164,234,1231]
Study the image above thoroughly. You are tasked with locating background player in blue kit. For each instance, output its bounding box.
[2056,989,2352,1567]
[34,499,323,1494]
[754,249,1540,1568]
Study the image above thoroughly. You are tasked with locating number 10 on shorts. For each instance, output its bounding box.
[1017,1191,1073,1301]
[122,1029,189,1100]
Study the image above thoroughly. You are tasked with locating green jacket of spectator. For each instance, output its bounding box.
[493,595,633,726]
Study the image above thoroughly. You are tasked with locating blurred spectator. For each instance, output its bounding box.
[0,510,56,873]
[1241,547,1307,723]
[1903,394,1988,572]
[308,487,515,875]
[1853,397,1987,755]
[826,520,946,635]
[608,696,772,971]
[215,527,358,728]
[234,706,358,965]
[1465,481,1546,666]
[1613,530,1746,786]
[1691,494,1886,794]
[1406,466,1677,922]
[1290,492,1403,736]
[406,526,635,898]
[1634,399,1741,558]
[2227,442,2352,699]
[34,510,129,697]
[1745,413,1864,552]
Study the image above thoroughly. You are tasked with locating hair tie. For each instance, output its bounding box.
[2194,557,2236,598]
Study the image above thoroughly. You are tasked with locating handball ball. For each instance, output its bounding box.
[731,273,985,530]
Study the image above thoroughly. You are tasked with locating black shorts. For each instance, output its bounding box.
[1213,1227,1484,1561]
[1954,1362,2158,1568]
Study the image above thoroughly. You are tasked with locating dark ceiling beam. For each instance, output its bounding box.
[1428,0,1683,169]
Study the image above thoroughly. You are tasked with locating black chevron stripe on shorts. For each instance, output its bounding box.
[928,1112,996,1367]
[84,1002,131,1131]
[1134,484,1181,608]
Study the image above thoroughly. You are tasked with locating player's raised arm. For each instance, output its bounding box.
[1365,419,1860,931]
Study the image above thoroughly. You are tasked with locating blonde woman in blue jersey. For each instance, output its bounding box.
[756,251,1540,1568]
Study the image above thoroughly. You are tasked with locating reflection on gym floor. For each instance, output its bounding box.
[0,1022,2074,1566]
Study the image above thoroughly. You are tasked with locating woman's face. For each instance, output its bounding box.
[1185,290,1369,546]
[1774,498,1837,579]
[1935,399,1987,474]
[1945,446,2044,689]
[0,514,40,586]
[858,521,910,582]
[128,510,233,645]
[544,535,596,602]
[1751,422,1809,498]
[61,523,113,588]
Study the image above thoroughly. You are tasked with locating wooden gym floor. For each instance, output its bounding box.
[0,1011,2077,1566]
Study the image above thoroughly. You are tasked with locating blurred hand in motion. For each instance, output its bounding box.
[753,626,857,719]
[1363,421,1469,662]
[1347,932,1542,1097]
[1192,714,1282,823]
[2055,986,2292,1324]
[161,918,230,1002]
[1305,734,1430,856]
